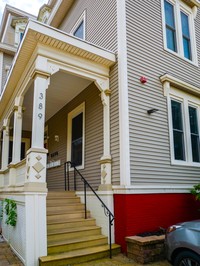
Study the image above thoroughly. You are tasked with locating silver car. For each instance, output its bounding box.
[165,220,200,266]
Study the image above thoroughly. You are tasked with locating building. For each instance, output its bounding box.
[0,0,200,265]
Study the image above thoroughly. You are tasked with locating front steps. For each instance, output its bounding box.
[39,191,120,266]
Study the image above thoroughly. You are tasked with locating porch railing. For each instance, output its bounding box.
[64,161,114,258]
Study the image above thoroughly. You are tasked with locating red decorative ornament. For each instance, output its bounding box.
[140,76,147,84]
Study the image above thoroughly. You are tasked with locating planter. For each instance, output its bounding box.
[125,235,165,264]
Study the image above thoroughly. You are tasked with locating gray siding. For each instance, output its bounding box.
[2,54,13,89]
[126,0,200,186]
[46,83,103,190]
[2,15,15,46]
[59,0,120,185]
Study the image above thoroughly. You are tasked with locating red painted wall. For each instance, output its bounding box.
[114,194,200,252]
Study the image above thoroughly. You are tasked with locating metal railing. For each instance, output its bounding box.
[64,161,114,258]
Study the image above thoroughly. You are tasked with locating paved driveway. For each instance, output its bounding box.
[74,254,171,266]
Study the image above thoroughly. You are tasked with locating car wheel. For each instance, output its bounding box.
[173,250,200,266]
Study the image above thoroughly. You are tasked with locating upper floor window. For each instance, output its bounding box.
[162,0,197,64]
[70,11,86,40]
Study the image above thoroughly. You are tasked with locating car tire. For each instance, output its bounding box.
[173,250,200,266]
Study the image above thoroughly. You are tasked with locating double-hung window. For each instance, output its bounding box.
[168,89,200,166]
[163,0,197,63]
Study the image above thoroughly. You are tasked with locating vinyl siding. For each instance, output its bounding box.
[2,54,13,89]
[2,15,15,46]
[59,0,120,185]
[46,83,103,191]
[126,0,200,186]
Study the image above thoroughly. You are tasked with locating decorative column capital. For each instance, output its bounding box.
[31,70,51,81]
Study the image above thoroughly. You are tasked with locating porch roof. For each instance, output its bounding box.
[0,20,116,119]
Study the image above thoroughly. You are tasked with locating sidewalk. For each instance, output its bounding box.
[0,236,23,266]
[0,236,170,266]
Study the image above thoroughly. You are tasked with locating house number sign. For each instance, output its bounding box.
[38,93,43,119]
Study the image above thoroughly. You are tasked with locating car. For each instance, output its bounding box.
[165,220,200,266]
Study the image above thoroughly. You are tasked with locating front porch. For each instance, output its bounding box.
[0,20,116,266]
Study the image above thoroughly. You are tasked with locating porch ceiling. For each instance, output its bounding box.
[0,20,116,120]
[23,71,91,131]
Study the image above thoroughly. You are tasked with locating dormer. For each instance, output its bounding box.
[11,17,28,47]
[38,4,52,24]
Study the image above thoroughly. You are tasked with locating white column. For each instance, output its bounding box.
[24,72,49,265]
[25,72,49,185]
[99,90,112,191]
[32,74,49,149]
[1,120,10,169]
[12,101,23,164]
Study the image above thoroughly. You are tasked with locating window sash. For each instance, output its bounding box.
[181,11,191,60]
[164,0,177,52]
[171,100,185,161]
[189,106,200,162]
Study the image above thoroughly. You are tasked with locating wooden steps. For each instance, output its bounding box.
[39,191,120,265]
[40,244,120,266]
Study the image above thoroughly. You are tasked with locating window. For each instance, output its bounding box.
[70,11,86,40]
[171,100,185,160]
[162,0,197,63]
[164,0,177,52]
[8,138,30,164]
[168,88,200,166]
[67,103,85,168]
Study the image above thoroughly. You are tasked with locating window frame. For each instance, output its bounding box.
[167,87,200,167]
[162,0,198,65]
[67,102,85,170]
[70,10,86,40]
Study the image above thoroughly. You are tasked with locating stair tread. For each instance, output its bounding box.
[47,210,89,216]
[47,217,95,225]
[48,235,107,247]
[40,244,120,262]
[48,225,101,235]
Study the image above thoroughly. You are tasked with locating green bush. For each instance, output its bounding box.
[191,184,200,201]
[1,199,17,227]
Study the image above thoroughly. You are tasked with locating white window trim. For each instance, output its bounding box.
[67,102,85,170]
[161,0,198,65]
[167,86,200,167]
[70,10,86,40]
[0,52,3,94]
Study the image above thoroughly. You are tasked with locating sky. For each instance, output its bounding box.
[0,0,48,23]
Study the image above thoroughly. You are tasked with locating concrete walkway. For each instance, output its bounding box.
[0,236,23,266]
[0,236,170,266]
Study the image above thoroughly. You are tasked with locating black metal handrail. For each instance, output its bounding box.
[64,161,114,258]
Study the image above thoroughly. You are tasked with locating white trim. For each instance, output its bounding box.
[0,52,3,94]
[112,185,194,194]
[161,0,198,65]
[67,102,85,170]
[1,14,11,43]
[117,0,131,186]
[70,10,86,40]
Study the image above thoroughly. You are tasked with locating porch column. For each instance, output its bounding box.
[11,97,23,164]
[25,72,50,185]
[24,71,49,266]
[99,89,112,191]
[1,119,10,169]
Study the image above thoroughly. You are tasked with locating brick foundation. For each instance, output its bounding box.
[125,235,165,264]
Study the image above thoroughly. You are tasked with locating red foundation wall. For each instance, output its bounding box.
[114,193,200,252]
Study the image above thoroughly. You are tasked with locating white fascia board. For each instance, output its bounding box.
[28,20,116,64]
[0,43,17,54]
[46,0,62,25]
[117,0,131,186]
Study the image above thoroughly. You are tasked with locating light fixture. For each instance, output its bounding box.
[147,108,159,115]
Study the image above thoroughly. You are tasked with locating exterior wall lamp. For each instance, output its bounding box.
[147,108,159,115]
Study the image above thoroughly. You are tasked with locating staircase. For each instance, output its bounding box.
[39,191,120,265]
